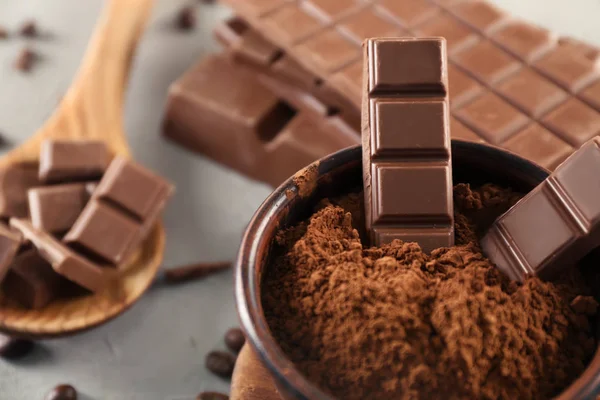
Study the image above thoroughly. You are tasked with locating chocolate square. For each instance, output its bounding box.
[294,28,359,73]
[534,46,600,93]
[452,40,521,85]
[449,0,507,33]
[414,13,478,54]
[491,20,555,62]
[375,0,440,28]
[541,98,600,146]
[263,4,323,45]
[448,64,483,109]
[339,8,404,44]
[503,124,573,170]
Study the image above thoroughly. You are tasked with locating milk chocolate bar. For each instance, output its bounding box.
[10,218,107,292]
[0,223,22,284]
[65,157,173,265]
[216,0,600,174]
[363,38,453,251]
[0,163,41,218]
[28,183,94,233]
[482,136,600,282]
[39,139,110,182]
[2,249,66,309]
[163,54,358,186]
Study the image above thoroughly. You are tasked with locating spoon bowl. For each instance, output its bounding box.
[0,0,162,338]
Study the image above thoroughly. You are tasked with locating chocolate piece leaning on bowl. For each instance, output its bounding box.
[362,37,453,251]
[482,135,600,281]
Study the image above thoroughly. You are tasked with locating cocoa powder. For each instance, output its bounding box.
[262,183,598,400]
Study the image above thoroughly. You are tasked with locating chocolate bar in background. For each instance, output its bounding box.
[363,38,453,251]
[482,136,600,282]
[2,249,67,309]
[39,140,110,183]
[0,163,41,218]
[213,0,600,175]
[163,54,358,187]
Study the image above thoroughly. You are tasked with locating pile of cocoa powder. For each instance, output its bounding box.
[262,183,599,400]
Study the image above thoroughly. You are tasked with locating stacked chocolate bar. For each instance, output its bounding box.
[0,140,173,309]
[163,0,600,187]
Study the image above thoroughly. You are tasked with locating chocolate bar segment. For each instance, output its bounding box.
[0,163,41,218]
[39,139,110,183]
[0,223,22,284]
[10,218,107,292]
[2,249,66,309]
[482,136,600,281]
[28,183,94,233]
[94,157,173,221]
[363,38,453,251]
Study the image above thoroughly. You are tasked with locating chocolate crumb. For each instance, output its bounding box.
[224,328,245,353]
[19,20,37,37]
[197,392,229,400]
[0,26,8,39]
[0,334,34,359]
[164,261,231,284]
[44,384,77,400]
[205,350,236,378]
[176,6,196,31]
[571,295,599,315]
[14,48,36,72]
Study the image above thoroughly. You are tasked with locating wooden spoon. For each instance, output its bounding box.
[0,0,160,338]
[231,344,283,400]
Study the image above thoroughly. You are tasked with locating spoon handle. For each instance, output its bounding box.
[1,0,154,168]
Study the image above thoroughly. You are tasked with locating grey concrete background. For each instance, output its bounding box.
[0,0,598,399]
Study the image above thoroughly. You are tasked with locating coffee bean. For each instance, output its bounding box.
[197,392,229,400]
[44,384,77,400]
[224,328,245,353]
[205,351,235,378]
[19,20,37,37]
[176,6,196,31]
[0,334,33,360]
[14,48,36,72]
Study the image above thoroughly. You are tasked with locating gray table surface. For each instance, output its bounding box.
[0,0,598,399]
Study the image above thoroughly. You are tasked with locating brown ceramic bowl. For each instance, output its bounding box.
[235,140,600,400]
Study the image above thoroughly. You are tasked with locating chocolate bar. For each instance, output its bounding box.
[2,249,66,309]
[363,38,453,251]
[28,183,95,233]
[10,218,107,292]
[211,0,600,177]
[163,54,358,186]
[482,136,600,282]
[65,157,173,266]
[0,223,22,284]
[39,139,110,183]
[0,163,41,218]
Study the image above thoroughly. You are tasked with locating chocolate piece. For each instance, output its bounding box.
[482,136,600,281]
[0,223,22,284]
[362,38,453,251]
[224,327,245,353]
[211,0,600,176]
[205,351,236,378]
[64,200,140,265]
[0,335,34,360]
[14,48,36,72]
[19,20,37,37]
[28,183,93,233]
[163,55,358,186]
[10,219,107,292]
[0,163,41,218]
[0,26,8,39]
[2,249,66,309]
[164,261,231,284]
[197,392,229,400]
[94,156,173,221]
[65,157,173,265]
[176,6,196,31]
[39,140,110,183]
[44,384,77,400]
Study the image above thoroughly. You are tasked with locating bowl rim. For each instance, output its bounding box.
[235,140,599,399]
